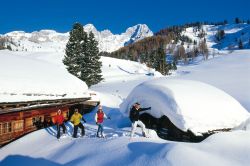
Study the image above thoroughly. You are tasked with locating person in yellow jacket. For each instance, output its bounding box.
[70,108,86,138]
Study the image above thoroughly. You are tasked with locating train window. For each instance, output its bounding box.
[25,118,33,128]
[13,120,24,132]
[3,123,7,134]
[32,116,44,129]
[0,122,12,134]
[8,122,12,132]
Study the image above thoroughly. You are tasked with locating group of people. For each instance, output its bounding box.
[54,102,151,139]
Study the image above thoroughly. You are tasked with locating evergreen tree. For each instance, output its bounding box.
[193,40,197,45]
[238,39,243,49]
[172,62,177,70]
[63,22,87,78]
[235,17,241,24]
[86,31,103,85]
[6,45,12,50]
[216,30,225,41]
[63,23,103,87]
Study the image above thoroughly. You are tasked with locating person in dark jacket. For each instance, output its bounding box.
[54,109,66,139]
[129,102,151,137]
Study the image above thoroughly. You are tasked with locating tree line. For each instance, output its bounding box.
[100,18,250,75]
[101,22,208,75]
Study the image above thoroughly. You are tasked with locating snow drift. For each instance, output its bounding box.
[120,78,250,134]
[0,50,89,102]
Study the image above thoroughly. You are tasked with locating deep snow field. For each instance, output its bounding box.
[0,49,250,166]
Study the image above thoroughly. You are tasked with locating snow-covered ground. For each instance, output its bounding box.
[120,79,249,134]
[181,23,250,50]
[174,50,250,111]
[0,49,250,166]
[0,50,89,102]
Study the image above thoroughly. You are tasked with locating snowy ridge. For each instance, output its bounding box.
[2,23,249,54]
[180,23,250,51]
[1,24,153,52]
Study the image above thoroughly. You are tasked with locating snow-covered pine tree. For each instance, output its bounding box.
[86,31,103,86]
[63,23,103,86]
[63,22,87,79]
[238,39,243,49]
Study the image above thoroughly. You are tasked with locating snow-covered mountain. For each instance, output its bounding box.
[180,23,250,51]
[0,24,153,52]
[1,23,249,54]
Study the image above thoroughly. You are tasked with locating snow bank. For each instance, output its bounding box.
[174,50,250,111]
[100,56,162,81]
[233,117,250,131]
[0,50,89,102]
[120,78,250,134]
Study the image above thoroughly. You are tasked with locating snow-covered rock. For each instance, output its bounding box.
[1,24,153,53]
[120,78,250,134]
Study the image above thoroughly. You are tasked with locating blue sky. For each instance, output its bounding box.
[0,0,249,34]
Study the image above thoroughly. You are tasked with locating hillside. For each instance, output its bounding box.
[109,23,250,75]
[0,49,250,166]
[0,50,160,103]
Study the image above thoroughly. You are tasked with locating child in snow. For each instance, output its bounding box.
[54,109,66,139]
[70,108,86,138]
[129,102,151,138]
[95,105,110,138]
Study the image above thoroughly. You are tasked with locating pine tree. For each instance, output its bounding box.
[63,22,103,87]
[238,39,243,49]
[63,22,87,78]
[172,62,177,70]
[235,17,241,24]
[216,30,225,41]
[86,31,103,85]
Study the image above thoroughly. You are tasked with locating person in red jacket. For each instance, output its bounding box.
[95,105,110,138]
[54,109,66,139]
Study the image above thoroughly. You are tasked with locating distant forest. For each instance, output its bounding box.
[99,18,250,75]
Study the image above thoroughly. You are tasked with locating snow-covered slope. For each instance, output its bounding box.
[1,125,250,166]
[0,50,89,102]
[120,79,250,134]
[1,24,153,53]
[174,50,250,111]
[0,49,250,166]
[0,50,160,102]
[181,23,250,51]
